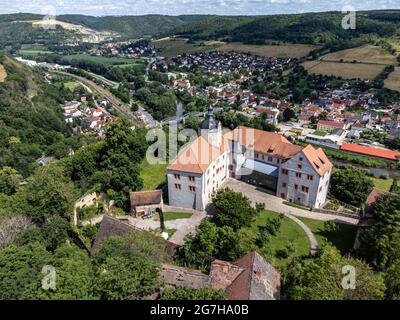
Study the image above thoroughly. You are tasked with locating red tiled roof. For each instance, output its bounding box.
[318,120,346,128]
[341,143,400,161]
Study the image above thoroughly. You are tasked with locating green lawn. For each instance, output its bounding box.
[313,130,328,137]
[248,211,311,268]
[163,212,193,221]
[140,160,167,190]
[372,177,394,192]
[298,217,357,255]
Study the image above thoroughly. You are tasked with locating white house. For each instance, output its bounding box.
[167,107,333,211]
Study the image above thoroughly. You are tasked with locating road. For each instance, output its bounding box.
[53,70,138,124]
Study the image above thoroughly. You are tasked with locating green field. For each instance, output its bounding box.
[140,160,167,190]
[61,54,141,65]
[64,81,80,91]
[372,177,394,192]
[313,130,328,137]
[151,38,216,57]
[18,49,54,57]
[163,212,193,221]
[247,211,310,268]
[298,217,357,255]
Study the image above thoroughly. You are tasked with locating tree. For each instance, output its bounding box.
[359,193,400,270]
[176,220,243,272]
[0,166,23,195]
[161,287,227,300]
[212,189,258,231]
[330,167,374,207]
[283,108,295,122]
[93,233,167,300]
[0,243,52,299]
[95,255,161,300]
[390,176,399,193]
[21,244,97,300]
[22,164,77,223]
[282,245,385,300]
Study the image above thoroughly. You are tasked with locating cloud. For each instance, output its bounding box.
[0,0,399,16]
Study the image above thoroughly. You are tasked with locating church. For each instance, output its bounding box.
[167,106,333,211]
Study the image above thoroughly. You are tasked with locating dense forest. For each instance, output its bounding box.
[171,11,400,44]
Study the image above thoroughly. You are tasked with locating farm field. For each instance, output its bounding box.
[0,64,7,82]
[320,44,397,65]
[302,60,385,80]
[61,54,139,65]
[151,38,318,58]
[217,42,318,58]
[385,67,400,92]
[18,49,54,57]
[151,38,216,57]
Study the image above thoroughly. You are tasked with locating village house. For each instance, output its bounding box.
[130,190,164,219]
[167,106,333,210]
[317,120,347,133]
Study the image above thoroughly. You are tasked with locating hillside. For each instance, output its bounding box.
[0,55,74,176]
[170,10,400,45]
[57,14,207,38]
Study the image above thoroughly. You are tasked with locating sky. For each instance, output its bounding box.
[1,0,400,16]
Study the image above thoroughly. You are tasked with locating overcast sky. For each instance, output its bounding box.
[1,0,400,16]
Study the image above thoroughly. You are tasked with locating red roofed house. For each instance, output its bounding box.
[341,143,400,162]
[317,120,346,133]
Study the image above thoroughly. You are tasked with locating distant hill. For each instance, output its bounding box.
[170,10,400,44]
[0,55,72,176]
[57,14,210,38]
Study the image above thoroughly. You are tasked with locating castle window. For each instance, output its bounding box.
[268,157,273,162]
[282,169,289,175]
[295,184,298,190]
[189,176,195,182]
[174,174,181,180]
[296,172,302,178]
[282,182,287,188]
[298,164,302,170]
[307,175,314,181]
[174,184,181,190]
[302,186,309,193]
[189,186,196,192]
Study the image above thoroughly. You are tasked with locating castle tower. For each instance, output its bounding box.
[200,105,222,148]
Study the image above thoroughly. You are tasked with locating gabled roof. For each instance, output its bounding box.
[226,252,281,300]
[341,143,400,161]
[301,144,333,176]
[130,190,162,208]
[318,120,346,128]
[91,216,179,257]
[167,136,225,174]
[224,126,303,159]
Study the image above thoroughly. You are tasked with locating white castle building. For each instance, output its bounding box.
[167,106,333,211]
